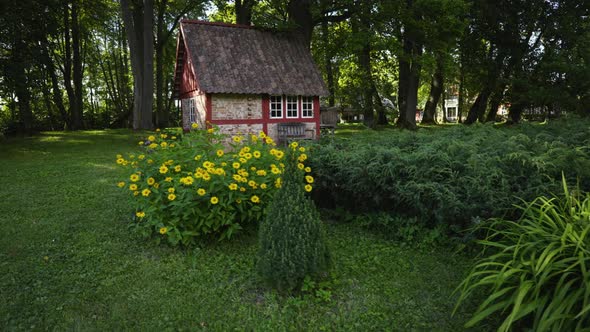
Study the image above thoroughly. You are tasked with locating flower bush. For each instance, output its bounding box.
[115,125,314,245]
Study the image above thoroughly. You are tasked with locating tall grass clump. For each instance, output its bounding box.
[257,146,331,292]
[454,179,590,331]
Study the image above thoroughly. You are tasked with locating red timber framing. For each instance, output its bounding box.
[205,95,321,138]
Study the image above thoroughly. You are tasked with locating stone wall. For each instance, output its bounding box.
[211,94,262,120]
[216,123,264,140]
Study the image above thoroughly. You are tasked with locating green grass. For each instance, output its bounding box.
[0,130,482,330]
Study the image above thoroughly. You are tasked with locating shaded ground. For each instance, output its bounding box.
[0,130,484,331]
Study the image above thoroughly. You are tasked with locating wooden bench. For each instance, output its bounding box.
[277,122,314,145]
[320,108,339,135]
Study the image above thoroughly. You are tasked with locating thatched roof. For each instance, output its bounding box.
[174,20,328,97]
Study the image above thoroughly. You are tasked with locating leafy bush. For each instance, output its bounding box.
[454,180,590,331]
[257,148,331,292]
[309,118,590,231]
[115,126,313,245]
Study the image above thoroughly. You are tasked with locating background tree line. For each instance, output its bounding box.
[1,0,588,134]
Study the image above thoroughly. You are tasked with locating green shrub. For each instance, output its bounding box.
[454,179,590,331]
[115,126,313,245]
[257,148,331,292]
[309,118,590,231]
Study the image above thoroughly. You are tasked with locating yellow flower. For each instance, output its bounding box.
[117,153,123,158]
[203,161,213,169]
[251,135,258,142]
[194,155,202,161]
[253,151,261,158]
[133,191,140,196]
[160,142,168,148]
[240,187,246,192]
[147,177,155,185]
[153,183,160,189]
[239,157,247,164]
[236,199,242,204]
[259,131,266,138]
[248,180,257,188]
[174,165,181,172]
[297,163,305,170]
[147,159,154,164]
[305,166,311,173]
[165,159,174,166]
[129,184,138,191]
[260,183,267,190]
[207,128,214,134]
[305,184,312,192]
[197,188,206,196]
[257,170,267,176]
[298,154,308,162]
[116,158,124,165]
[275,178,282,188]
[216,149,224,157]
[251,195,260,203]
[138,154,145,160]
[202,173,211,181]
[168,188,175,193]
[228,183,238,190]
[271,167,281,175]
[290,141,299,149]
[149,143,158,149]
[159,227,168,235]
[215,168,225,175]
[181,176,194,186]
[160,134,168,139]
[130,174,140,182]
[171,136,176,140]
[305,175,314,184]
[117,181,125,188]
[233,174,242,182]
[170,143,175,148]
[191,122,198,129]
[136,211,145,218]
[142,189,151,197]
[275,150,284,159]
[299,147,306,153]
[168,193,176,201]
[165,177,172,182]
[242,147,251,153]
[159,166,169,174]
[138,141,144,145]
[232,136,242,143]
[210,196,219,204]
[148,135,156,141]
[155,129,161,132]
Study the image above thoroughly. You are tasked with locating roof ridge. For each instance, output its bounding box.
[180,19,254,30]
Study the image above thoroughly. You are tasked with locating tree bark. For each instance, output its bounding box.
[71,0,84,129]
[120,0,154,130]
[464,88,491,124]
[63,1,76,129]
[321,20,335,107]
[485,83,506,122]
[235,0,256,25]
[397,35,421,130]
[421,58,443,124]
[41,41,70,128]
[13,40,33,135]
[155,0,167,128]
[288,0,314,47]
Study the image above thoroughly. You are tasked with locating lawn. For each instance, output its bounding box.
[0,130,483,330]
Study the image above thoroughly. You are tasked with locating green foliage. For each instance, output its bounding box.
[257,150,331,292]
[310,118,590,231]
[454,179,590,331]
[115,126,311,245]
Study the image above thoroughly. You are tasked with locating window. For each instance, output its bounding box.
[286,96,298,118]
[188,98,196,124]
[447,107,457,119]
[270,95,282,118]
[302,96,313,118]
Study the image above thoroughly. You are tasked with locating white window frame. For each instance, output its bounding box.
[447,107,457,119]
[286,96,298,118]
[302,96,314,118]
[270,95,283,119]
[188,98,196,124]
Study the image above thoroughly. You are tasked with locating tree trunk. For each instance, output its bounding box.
[120,0,153,130]
[421,59,443,124]
[485,83,506,122]
[464,88,491,124]
[13,40,33,135]
[41,41,70,128]
[63,1,76,129]
[508,102,524,124]
[288,0,314,47]
[71,0,84,129]
[397,36,421,130]
[321,20,335,107]
[236,0,255,25]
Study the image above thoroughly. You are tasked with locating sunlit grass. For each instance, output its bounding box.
[0,129,480,330]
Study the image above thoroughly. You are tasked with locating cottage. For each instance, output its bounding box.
[173,20,329,143]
